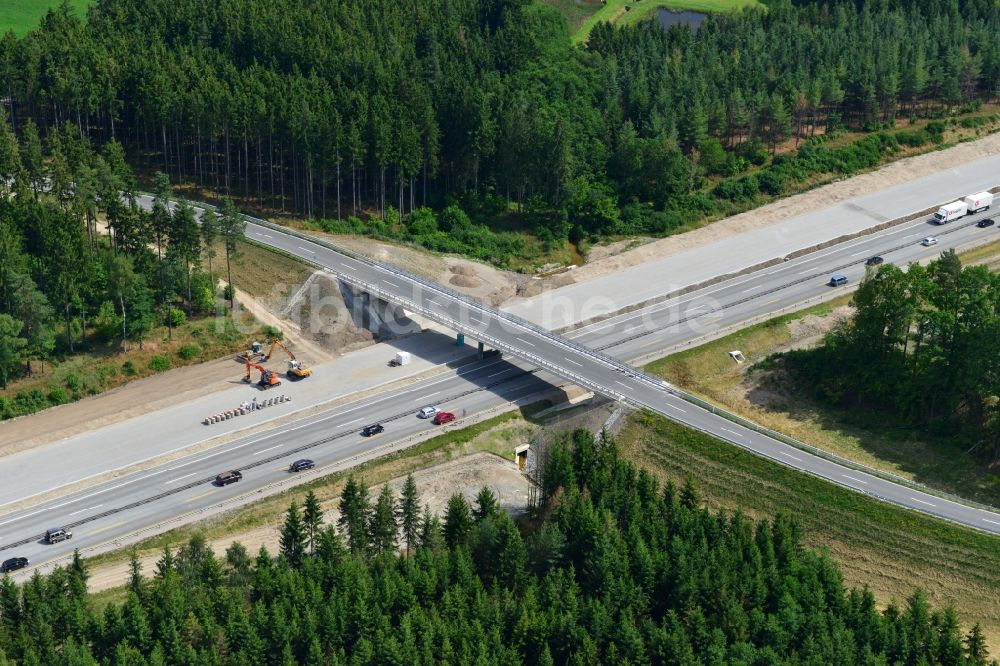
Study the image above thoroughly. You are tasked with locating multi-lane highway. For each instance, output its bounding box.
[3,194,1000,576]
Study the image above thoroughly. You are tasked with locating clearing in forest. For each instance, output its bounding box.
[0,0,90,36]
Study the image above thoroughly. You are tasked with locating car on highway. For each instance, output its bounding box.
[44,527,72,544]
[289,459,314,472]
[418,406,440,419]
[433,411,456,425]
[977,218,995,228]
[921,236,938,246]
[1,557,29,573]
[215,470,243,486]
[361,423,384,437]
[865,255,884,266]
[828,274,848,287]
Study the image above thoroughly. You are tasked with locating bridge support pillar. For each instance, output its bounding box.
[456,332,465,346]
[478,341,484,359]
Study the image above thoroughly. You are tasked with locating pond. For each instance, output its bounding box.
[656,9,708,31]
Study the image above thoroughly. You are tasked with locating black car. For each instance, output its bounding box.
[865,255,884,266]
[1,557,29,573]
[215,470,243,486]
[976,218,995,228]
[361,423,384,437]
[289,459,315,472]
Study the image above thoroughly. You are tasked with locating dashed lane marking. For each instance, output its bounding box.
[842,475,868,485]
[254,445,283,456]
[164,473,197,485]
[776,451,802,462]
[184,490,217,504]
[69,504,102,517]
[911,497,936,507]
[89,521,126,536]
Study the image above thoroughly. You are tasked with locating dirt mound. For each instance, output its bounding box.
[450,264,477,277]
[785,306,852,352]
[449,274,482,288]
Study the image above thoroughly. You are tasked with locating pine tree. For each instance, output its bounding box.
[399,474,420,555]
[303,490,324,556]
[443,494,473,549]
[279,500,307,567]
[965,623,989,666]
[368,484,398,556]
[217,196,246,310]
[337,475,370,555]
[418,504,445,552]
[473,486,499,523]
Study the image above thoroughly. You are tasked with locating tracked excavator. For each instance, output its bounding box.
[261,339,312,380]
[244,360,282,389]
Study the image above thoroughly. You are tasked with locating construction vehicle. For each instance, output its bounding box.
[261,339,312,380]
[244,360,282,389]
[238,341,265,363]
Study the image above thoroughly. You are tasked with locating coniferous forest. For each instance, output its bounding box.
[0,430,993,665]
[1,0,1000,253]
[785,251,1000,464]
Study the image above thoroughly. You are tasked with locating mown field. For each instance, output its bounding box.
[0,0,89,35]
[618,411,1000,647]
[560,0,761,43]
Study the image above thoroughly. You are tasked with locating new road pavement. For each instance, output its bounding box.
[3,194,1000,576]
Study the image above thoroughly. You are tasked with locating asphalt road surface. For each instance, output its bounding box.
[3,198,1000,576]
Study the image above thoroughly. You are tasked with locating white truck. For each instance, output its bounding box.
[933,201,968,224]
[964,191,994,214]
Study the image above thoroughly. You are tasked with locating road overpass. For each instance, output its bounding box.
[3,189,1000,573]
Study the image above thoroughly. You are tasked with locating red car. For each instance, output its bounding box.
[433,411,455,425]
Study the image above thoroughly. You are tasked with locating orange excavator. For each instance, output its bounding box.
[261,339,312,380]
[244,360,282,389]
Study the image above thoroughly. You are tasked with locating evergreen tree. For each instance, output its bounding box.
[368,484,398,556]
[399,474,420,556]
[302,490,324,556]
[473,486,499,523]
[279,500,307,567]
[443,493,473,549]
[337,475,370,555]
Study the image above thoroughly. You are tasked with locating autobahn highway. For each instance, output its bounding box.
[3,196,1000,575]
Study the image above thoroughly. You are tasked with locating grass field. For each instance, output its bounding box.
[618,411,1000,646]
[0,0,90,35]
[571,0,760,43]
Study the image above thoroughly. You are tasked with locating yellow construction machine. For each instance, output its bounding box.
[262,339,313,380]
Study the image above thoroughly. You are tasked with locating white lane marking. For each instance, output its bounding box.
[254,445,283,456]
[983,518,1000,526]
[69,504,103,517]
[742,284,762,293]
[911,497,936,507]
[297,245,313,252]
[338,418,362,427]
[777,451,802,462]
[417,391,440,401]
[487,368,515,378]
[519,339,536,347]
[383,280,400,288]
[614,380,634,391]
[564,357,583,367]
[344,265,357,271]
[851,249,875,257]
[257,232,273,239]
[165,473,197,485]
[842,475,868,485]
[799,268,817,275]
[720,427,744,438]
[664,402,688,413]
